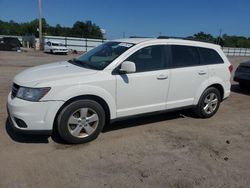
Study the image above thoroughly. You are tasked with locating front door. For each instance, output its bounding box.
[116,45,170,117]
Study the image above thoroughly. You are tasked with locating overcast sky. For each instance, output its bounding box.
[1,0,250,39]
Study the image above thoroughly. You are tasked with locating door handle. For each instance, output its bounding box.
[198,71,207,75]
[157,74,168,80]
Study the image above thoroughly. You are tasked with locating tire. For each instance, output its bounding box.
[194,87,221,118]
[57,99,106,144]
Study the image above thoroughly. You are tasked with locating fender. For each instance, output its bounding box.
[193,76,225,105]
[193,78,211,105]
[52,84,117,119]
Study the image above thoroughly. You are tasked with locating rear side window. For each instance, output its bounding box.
[199,47,224,65]
[171,45,199,68]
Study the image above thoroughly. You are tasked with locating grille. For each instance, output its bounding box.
[11,83,20,99]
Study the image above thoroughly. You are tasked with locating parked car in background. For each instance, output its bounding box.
[8,37,232,144]
[0,37,22,51]
[234,61,250,89]
[44,41,68,54]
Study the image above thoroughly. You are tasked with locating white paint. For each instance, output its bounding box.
[8,38,232,132]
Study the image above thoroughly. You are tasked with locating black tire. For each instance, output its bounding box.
[194,87,221,118]
[57,99,106,144]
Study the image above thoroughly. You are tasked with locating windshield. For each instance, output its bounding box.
[52,43,63,46]
[68,41,134,70]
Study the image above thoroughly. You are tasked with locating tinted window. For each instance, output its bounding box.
[199,47,224,64]
[72,42,134,70]
[126,45,166,72]
[171,45,199,68]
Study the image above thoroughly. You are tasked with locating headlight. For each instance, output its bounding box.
[17,87,51,102]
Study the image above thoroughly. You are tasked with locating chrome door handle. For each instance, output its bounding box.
[157,74,168,80]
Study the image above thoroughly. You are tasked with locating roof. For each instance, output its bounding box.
[113,38,221,48]
[112,38,153,44]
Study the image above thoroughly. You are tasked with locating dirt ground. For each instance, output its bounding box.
[0,50,250,188]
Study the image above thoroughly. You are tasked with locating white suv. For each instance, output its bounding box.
[7,38,232,143]
[44,41,68,54]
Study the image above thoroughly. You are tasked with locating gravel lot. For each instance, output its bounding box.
[0,50,250,188]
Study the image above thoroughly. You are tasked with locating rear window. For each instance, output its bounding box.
[199,47,224,65]
[171,45,199,68]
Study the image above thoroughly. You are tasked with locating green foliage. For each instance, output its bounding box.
[0,19,104,39]
[192,32,250,48]
[193,32,216,43]
[222,34,250,48]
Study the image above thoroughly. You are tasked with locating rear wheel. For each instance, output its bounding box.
[57,100,106,144]
[194,87,221,118]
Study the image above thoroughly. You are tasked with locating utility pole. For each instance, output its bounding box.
[38,0,43,50]
[217,28,222,45]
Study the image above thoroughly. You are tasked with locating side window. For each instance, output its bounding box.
[126,45,166,72]
[171,45,199,68]
[199,47,224,65]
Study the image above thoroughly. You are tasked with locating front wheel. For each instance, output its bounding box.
[194,87,221,118]
[57,100,106,144]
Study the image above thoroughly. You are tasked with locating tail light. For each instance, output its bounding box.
[228,64,233,73]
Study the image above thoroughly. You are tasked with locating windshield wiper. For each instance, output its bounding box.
[68,59,99,70]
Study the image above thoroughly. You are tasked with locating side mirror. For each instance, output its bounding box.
[119,61,136,74]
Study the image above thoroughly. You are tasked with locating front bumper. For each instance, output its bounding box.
[52,49,68,53]
[7,93,64,133]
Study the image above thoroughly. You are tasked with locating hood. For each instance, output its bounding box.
[14,61,98,87]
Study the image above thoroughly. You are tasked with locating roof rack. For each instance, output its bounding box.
[157,36,215,44]
[129,36,152,38]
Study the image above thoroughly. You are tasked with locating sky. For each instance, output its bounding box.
[0,0,250,39]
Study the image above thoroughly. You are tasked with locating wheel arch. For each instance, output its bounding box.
[207,83,224,101]
[53,95,111,132]
[194,81,225,105]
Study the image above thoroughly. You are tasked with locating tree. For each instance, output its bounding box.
[0,19,104,39]
[193,32,215,42]
[71,20,103,39]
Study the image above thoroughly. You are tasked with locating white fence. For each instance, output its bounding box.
[44,36,105,52]
[1,35,250,55]
[222,47,250,56]
[45,36,250,55]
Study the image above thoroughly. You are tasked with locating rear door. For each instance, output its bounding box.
[167,45,209,109]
